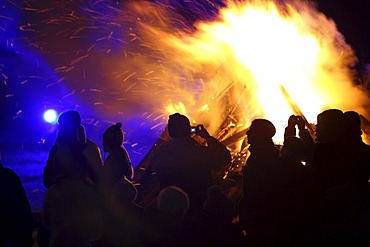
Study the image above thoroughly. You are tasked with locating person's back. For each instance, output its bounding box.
[83,138,103,186]
[241,119,280,212]
[150,113,231,215]
[43,138,90,188]
[278,137,312,202]
[339,111,370,186]
[42,178,103,247]
[43,110,99,188]
[275,137,315,246]
[41,110,103,246]
[103,147,132,180]
[239,119,281,246]
[0,163,34,247]
[318,111,370,245]
[102,122,134,192]
[100,177,144,247]
[152,137,223,193]
[313,109,345,194]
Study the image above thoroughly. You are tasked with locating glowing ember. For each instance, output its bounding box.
[128,0,370,147]
[5,0,370,159]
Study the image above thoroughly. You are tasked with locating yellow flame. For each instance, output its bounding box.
[125,0,370,149]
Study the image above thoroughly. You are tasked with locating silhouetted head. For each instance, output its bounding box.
[157,186,189,216]
[282,136,307,162]
[340,111,362,142]
[246,119,276,145]
[58,110,81,129]
[316,109,343,142]
[103,122,124,152]
[167,113,191,138]
[57,110,83,145]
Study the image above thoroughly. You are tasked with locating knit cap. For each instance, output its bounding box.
[103,122,124,148]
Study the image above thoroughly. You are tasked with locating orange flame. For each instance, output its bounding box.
[124,0,370,149]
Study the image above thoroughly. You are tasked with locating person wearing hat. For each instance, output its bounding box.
[312,109,345,193]
[41,110,104,247]
[149,113,231,216]
[101,122,134,193]
[239,118,281,246]
[43,111,91,188]
[315,109,344,143]
[43,110,103,189]
[317,111,370,246]
[95,123,138,246]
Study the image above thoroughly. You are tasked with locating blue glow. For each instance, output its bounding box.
[43,109,58,124]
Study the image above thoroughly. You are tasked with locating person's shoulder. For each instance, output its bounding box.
[86,138,99,147]
[363,142,370,150]
[155,138,176,150]
[0,166,21,185]
[118,146,129,154]
[109,147,130,159]
[0,166,18,177]
[85,138,102,151]
[118,147,131,159]
[360,142,370,156]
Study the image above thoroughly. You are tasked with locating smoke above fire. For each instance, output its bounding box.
[118,0,369,146]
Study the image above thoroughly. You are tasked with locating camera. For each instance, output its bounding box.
[190,126,197,134]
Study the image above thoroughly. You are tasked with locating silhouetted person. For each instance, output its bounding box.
[239,118,281,247]
[317,111,370,246]
[110,177,143,216]
[102,122,134,192]
[93,122,139,246]
[275,136,315,246]
[41,110,103,247]
[340,111,370,245]
[42,178,103,247]
[100,177,144,247]
[43,110,103,189]
[339,111,370,185]
[0,162,34,247]
[43,124,94,189]
[197,185,246,247]
[284,115,315,173]
[149,113,231,215]
[312,109,344,194]
[143,186,192,247]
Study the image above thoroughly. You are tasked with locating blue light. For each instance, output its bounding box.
[43,109,58,124]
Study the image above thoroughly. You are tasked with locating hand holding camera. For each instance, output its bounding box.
[190,124,211,139]
[296,116,305,131]
[288,115,298,127]
[288,115,305,130]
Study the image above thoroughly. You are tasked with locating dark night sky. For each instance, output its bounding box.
[315,0,370,71]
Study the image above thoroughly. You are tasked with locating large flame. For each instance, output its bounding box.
[118,0,370,149]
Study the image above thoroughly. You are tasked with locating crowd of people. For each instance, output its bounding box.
[1,108,370,247]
